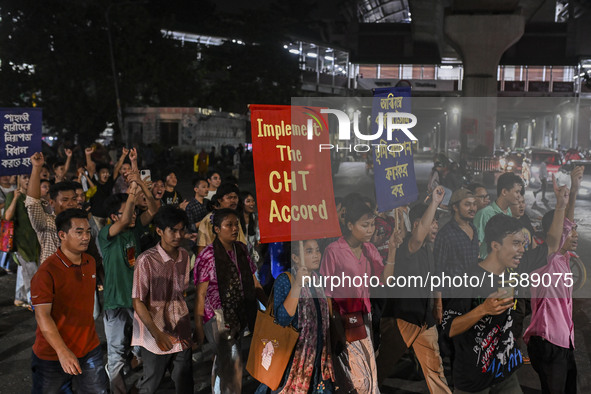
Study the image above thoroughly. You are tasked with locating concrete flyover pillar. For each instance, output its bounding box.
[444,12,525,155]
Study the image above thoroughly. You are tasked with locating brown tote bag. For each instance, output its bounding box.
[246,272,300,390]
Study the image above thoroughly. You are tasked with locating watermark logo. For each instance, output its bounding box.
[302,107,328,135]
[305,108,418,153]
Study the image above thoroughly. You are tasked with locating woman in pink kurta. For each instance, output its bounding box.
[321,198,397,393]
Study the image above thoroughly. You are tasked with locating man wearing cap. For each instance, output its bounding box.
[377,186,451,393]
[433,188,480,386]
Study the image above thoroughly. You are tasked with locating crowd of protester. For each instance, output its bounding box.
[0,143,582,394]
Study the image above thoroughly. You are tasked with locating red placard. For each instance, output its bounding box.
[250,105,341,243]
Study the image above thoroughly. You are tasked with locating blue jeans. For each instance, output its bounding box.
[0,251,9,271]
[31,346,108,394]
[103,307,138,394]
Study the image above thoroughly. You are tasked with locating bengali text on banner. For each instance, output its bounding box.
[0,108,42,176]
[371,87,419,212]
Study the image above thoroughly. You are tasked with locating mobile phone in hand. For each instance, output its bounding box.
[140,169,151,183]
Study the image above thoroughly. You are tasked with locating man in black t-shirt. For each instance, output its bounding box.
[441,211,553,393]
[442,214,524,393]
[160,171,184,208]
[89,164,115,214]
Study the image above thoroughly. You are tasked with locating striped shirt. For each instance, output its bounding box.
[25,196,59,264]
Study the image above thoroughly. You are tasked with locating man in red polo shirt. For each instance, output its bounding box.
[30,209,108,393]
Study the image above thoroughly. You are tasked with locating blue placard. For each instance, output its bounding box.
[371,87,418,212]
[0,108,42,175]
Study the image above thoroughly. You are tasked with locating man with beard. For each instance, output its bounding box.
[524,167,583,393]
[433,189,480,386]
[434,188,480,279]
[131,206,193,392]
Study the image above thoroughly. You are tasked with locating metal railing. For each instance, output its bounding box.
[467,157,500,174]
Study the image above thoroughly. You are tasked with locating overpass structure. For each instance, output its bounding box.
[165,0,591,154]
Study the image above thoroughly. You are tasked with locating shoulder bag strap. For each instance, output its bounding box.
[267,272,294,319]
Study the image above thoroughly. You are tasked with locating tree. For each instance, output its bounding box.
[0,0,303,144]
[0,0,201,144]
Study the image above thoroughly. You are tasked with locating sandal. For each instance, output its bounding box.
[14,300,33,311]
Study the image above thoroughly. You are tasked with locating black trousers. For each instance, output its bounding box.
[527,336,577,394]
[535,178,548,199]
[136,347,193,394]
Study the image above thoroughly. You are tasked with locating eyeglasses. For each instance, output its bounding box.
[475,194,490,200]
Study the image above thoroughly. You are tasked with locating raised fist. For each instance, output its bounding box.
[432,186,445,205]
[30,152,44,167]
